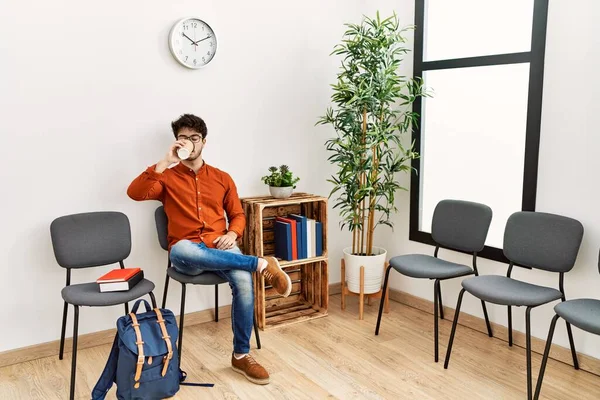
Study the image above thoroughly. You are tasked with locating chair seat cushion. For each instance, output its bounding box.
[61,279,155,306]
[389,254,473,279]
[167,268,227,285]
[555,299,600,335]
[462,275,562,307]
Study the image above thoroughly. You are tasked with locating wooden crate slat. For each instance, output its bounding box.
[263,243,275,255]
[263,230,275,242]
[265,303,314,318]
[264,294,304,309]
[310,262,317,305]
[252,202,263,256]
[280,255,328,268]
[321,260,329,310]
[257,196,327,207]
[262,204,302,218]
[267,310,327,329]
[266,307,320,325]
[315,260,321,309]
[262,219,275,229]
[264,300,306,313]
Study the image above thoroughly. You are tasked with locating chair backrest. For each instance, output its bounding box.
[50,211,131,269]
[155,206,169,251]
[503,211,584,273]
[431,199,493,253]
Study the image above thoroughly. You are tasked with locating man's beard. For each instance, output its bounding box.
[188,148,203,161]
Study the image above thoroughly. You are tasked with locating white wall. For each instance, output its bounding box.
[368,0,600,359]
[0,0,365,352]
[4,0,597,361]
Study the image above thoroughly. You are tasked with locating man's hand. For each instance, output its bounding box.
[155,140,187,173]
[213,231,238,250]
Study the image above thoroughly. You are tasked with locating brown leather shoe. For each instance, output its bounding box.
[231,354,270,385]
[263,256,292,297]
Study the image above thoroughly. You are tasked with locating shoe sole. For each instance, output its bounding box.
[270,257,292,297]
[232,365,270,385]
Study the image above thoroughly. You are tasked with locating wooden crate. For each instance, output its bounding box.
[241,193,329,330]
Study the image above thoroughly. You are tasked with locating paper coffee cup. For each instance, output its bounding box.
[177,140,194,160]
[177,147,191,160]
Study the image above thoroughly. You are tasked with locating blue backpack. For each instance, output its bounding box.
[92,299,213,399]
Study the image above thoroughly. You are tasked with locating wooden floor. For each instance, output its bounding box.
[2,295,600,399]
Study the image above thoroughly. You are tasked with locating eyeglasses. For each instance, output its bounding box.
[177,134,203,143]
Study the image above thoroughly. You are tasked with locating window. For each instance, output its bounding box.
[410,0,549,261]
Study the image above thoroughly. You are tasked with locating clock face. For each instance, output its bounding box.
[169,18,217,69]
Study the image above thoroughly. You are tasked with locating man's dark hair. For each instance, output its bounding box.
[171,114,208,139]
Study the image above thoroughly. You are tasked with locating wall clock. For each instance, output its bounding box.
[168,17,217,69]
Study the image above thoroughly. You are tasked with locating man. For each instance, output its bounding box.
[127,114,291,385]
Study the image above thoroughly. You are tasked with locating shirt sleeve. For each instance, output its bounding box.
[127,165,166,201]
[223,173,246,238]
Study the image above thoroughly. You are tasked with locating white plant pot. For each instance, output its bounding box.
[269,186,293,198]
[343,246,387,294]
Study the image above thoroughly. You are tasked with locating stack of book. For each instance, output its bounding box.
[274,214,323,261]
[96,268,144,293]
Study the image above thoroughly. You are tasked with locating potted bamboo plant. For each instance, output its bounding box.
[317,12,428,294]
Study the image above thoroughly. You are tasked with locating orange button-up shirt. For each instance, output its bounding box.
[127,162,245,250]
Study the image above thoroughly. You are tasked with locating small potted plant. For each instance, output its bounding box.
[261,165,300,198]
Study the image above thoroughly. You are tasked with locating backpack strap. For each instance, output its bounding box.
[154,308,173,377]
[129,313,145,389]
[91,333,120,399]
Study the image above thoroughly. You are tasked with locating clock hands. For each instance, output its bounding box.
[182,33,197,46]
[193,35,212,45]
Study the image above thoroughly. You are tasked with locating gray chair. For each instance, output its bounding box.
[444,211,584,400]
[534,249,600,399]
[155,206,261,365]
[50,212,157,400]
[375,199,494,362]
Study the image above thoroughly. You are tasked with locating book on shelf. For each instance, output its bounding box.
[315,221,323,257]
[274,214,323,261]
[96,268,144,293]
[287,214,307,259]
[274,220,293,261]
[275,216,297,260]
[306,218,316,258]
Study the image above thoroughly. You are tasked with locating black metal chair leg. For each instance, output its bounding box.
[178,283,187,365]
[253,313,262,349]
[481,300,493,337]
[162,272,170,309]
[565,321,580,369]
[437,282,444,320]
[375,265,393,335]
[149,291,157,308]
[526,307,533,400]
[434,279,440,362]
[69,305,79,400]
[534,314,560,400]
[59,301,68,360]
[444,288,466,369]
[215,284,219,322]
[508,306,513,346]
[124,303,129,315]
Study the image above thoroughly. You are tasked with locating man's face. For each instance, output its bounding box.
[176,127,205,161]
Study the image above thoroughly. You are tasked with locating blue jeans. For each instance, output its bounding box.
[170,240,259,354]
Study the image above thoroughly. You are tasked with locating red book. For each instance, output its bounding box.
[276,217,297,260]
[97,268,141,283]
